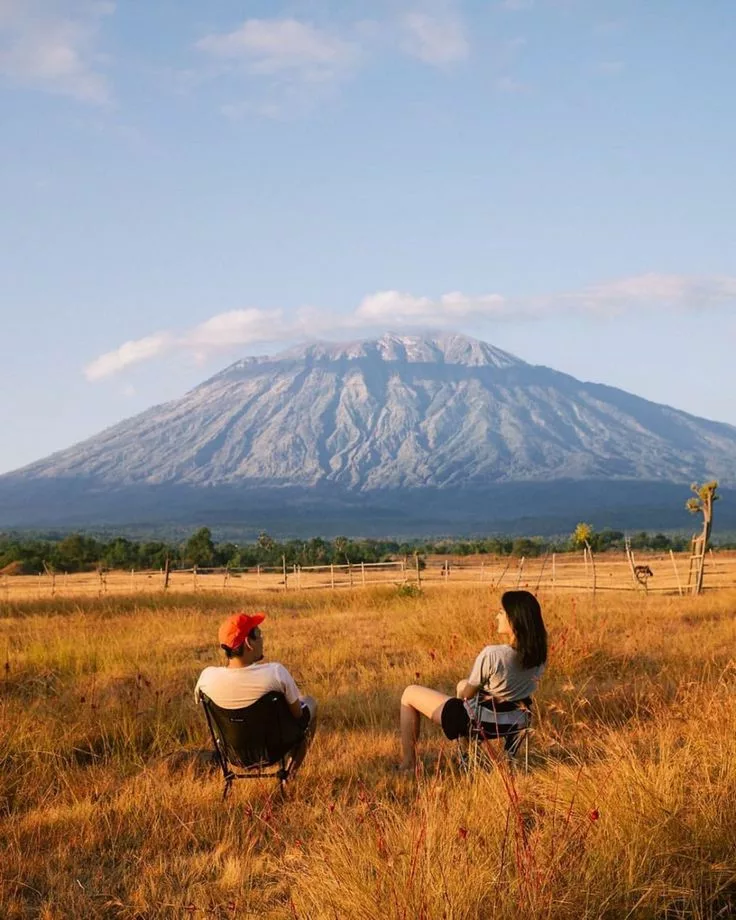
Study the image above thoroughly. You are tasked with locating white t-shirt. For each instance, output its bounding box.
[194,661,302,710]
[467,644,544,709]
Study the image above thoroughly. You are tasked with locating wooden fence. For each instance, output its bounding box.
[3,550,736,600]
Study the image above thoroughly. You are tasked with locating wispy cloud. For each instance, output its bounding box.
[195,16,361,118]
[197,18,359,83]
[400,6,469,65]
[562,273,736,314]
[184,309,285,354]
[354,290,507,324]
[85,333,173,381]
[84,273,736,380]
[194,9,473,117]
[0,0,113,103]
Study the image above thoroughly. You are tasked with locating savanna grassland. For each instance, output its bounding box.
[1,585,735,919]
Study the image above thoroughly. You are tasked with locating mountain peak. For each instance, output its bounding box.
[228,331,526,370]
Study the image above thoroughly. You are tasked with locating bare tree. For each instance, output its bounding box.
[686,481,718,595]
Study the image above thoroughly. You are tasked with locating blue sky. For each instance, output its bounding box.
[1,0,735,474]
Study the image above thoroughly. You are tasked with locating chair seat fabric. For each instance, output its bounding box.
[202,691,305,771]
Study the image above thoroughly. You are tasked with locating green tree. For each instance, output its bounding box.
[55,533,100,572]
[686,481,718,548]
[103,537,136,570]
[571,522,593,549]
[184,527,215,567]
[257,531,275,552]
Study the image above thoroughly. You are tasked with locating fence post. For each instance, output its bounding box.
[414,553,422,588]
[625,539,640,590]
[670,550,683,596]
[361,561,366,587]
[495,557,511,590]
[330,564,335,589]
[163,556,170,591]
[516,557,525,587]
[585,542,597,595]
[282,556,288,591]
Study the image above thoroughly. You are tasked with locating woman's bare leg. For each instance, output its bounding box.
[399,685,451,769]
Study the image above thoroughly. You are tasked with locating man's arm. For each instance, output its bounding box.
[288,698,304,720]
[275,664,305,719]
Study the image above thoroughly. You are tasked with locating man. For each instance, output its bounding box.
[195,612,317,773]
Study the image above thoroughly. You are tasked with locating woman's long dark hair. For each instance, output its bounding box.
[501,590,547,669]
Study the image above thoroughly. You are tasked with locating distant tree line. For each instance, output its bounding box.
[0,525,727,576]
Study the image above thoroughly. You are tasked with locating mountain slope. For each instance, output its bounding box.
[12,332,736,489]
[2,332,735,534]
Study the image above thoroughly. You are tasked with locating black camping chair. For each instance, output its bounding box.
[200,691,306,798]
[459,697,534,774]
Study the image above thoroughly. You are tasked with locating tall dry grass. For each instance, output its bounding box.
[1,586,735,919]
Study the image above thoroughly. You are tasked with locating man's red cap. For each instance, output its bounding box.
[218,612,266,650]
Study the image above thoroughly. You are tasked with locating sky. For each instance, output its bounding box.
[1,0,735,475]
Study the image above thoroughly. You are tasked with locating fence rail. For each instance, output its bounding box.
[3,550,736,600]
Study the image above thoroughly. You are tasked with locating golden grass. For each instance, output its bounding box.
[1,586,735,919]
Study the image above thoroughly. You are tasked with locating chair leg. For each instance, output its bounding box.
[223,774,234,801]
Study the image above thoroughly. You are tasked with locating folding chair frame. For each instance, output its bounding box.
[458,706,533,774]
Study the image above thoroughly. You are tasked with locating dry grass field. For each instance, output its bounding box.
[1,585,735,919]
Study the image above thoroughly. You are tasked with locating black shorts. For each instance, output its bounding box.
[440,698,470,740]
[440,698,528,742]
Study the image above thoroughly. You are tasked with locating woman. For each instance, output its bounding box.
[398,589,547,771]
